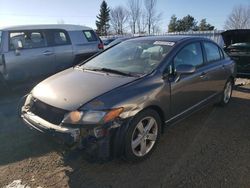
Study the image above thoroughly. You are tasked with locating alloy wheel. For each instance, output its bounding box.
[131,116,158,157]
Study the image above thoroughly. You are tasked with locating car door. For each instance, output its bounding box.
[201,41,228,95]
[46,29,73,72]
[4,30,55,83]
[170,42,211,117]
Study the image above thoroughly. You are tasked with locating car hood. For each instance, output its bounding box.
[32,68,138,111]
[221,29,250,47]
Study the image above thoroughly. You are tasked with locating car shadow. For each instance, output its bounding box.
[63,95,250,188]
[0,88,63,166]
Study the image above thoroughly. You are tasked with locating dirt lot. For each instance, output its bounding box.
[0,82,250,188]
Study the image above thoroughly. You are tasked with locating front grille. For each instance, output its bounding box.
[30,98,68,125]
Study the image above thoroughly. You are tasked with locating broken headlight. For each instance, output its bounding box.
[62,108,124,125]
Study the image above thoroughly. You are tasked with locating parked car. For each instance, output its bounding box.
[107,36,134,48]
[101,37,117,49]
[0,24,103,88]
[21,36,236,162]
[222,29,250,78]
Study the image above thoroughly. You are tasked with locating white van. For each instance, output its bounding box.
[0,24,103,88]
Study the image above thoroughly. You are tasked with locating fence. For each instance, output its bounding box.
[164,30,225,47]
[101,30,226,47]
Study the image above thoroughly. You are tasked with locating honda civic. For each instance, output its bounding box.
[21,36,236,162]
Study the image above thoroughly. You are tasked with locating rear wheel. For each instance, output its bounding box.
[124,109,161,162]
[220,80,233,106]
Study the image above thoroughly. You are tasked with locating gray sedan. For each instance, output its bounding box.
[21,36,236,162]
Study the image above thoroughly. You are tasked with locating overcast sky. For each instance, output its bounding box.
[0,0,249,32]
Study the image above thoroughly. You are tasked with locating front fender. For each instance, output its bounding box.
[82,73,170,121]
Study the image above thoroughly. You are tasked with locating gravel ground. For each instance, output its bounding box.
[0,82,249,188]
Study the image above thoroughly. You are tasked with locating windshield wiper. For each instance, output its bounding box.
[76,66,139,77]
[99,68,135,77]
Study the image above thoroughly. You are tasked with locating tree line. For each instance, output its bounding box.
[168,15,214,32]
[96,0,162,36]
[95,1,250,36]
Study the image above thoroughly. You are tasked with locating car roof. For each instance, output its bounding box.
[0,24,92,31]
[126,35,209,43]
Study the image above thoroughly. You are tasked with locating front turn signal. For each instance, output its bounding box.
[103,108,124,123]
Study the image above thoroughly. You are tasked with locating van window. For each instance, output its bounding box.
[83,30,97,42]
[9,31,47,50]
[51,30,70,45]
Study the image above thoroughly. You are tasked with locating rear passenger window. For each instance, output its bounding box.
[204,42,221,62]
[174,42,203,67]
[52,30,70,45]
[9,31,47,50]
[83,30,97,42]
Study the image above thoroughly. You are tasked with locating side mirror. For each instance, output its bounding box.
[175,64,196,75]
[162,65,173,79]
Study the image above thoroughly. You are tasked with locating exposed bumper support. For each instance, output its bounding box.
[22,111,80,145]
[21,111,121,161]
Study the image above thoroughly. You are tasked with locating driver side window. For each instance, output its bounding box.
[174,42,203,68]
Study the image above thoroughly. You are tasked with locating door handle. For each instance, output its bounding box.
[200,72,207,79]
[43,51,54,56]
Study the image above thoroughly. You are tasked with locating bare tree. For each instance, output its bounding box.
[137,10,148,34]
[224,5,250,30]
[152,13,162,34]
[110,6,128,34]
[144,0,161,34]
[127,0,141,34]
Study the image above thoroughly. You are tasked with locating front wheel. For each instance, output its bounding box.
[220,80,233,106]
[124,109,161,162]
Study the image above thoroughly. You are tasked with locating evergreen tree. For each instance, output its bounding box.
[168,15,215,32]
[199,19,215,31]
[168,15,178,32]
[96,1,110,36]
[176,15,198,31]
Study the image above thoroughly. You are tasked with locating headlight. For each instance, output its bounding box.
[62,108,124,125]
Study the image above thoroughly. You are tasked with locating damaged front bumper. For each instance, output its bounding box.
[21,110,125,161]
[22,111,81,145]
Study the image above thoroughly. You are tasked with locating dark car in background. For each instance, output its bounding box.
[0,24,103,89]
[21,36,236,162]
[101,37,117,48]
[107,36,133,48]
[222,29,250,78]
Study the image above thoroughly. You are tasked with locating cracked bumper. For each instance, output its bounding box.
[22,111,81,145]
[21,111,118,161]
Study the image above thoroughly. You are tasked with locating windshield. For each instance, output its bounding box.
[81,40,174,75]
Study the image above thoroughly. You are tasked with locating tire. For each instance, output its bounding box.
[124,109,161,162]
[219,79,233,106]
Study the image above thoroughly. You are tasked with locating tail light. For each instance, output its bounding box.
[98,42,104,50]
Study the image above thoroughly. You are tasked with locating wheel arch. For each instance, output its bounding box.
[229,76,235,85]
[111,105,166,158]
[142,105,165,132]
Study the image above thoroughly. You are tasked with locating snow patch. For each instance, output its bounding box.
[4,180,42,188]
